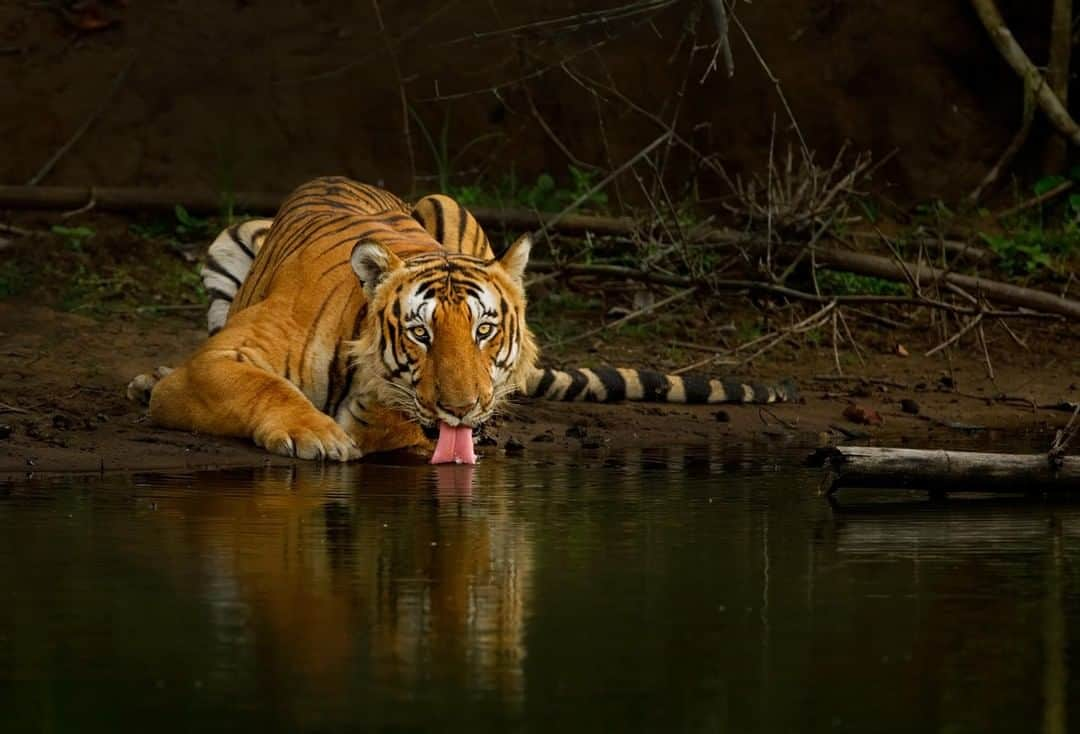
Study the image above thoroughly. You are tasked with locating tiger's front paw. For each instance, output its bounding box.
[126,366,175,405]
[254,413,361,462]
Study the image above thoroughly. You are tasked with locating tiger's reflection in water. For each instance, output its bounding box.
[153,461,531,704]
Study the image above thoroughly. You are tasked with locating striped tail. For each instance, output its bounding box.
[201,219,273,335]
[524,366,798,404]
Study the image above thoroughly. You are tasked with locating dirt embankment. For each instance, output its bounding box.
[1,299,1076,477]
[0,0,1058,204]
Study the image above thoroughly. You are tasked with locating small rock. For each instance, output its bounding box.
[900,399,920,415]
[894,343,910,357]
[938,375,955,390]
[581,438,602,449]
[531,433,555,443]
[0,424,11,439]
[714,410,731,423]
[504,437,525,453]
[843,403,884,426]
[565,425,587,439]
[52,414,74,430]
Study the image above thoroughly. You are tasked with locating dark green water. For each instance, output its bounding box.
[0,447,1075,733]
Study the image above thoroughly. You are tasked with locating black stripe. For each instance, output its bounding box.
[750,383,773,403]
[299,282,344,387]
[228,225,255,258]
[592,367,626,401]
[331,366,356,418]
[204,256,242,288]
[432,197,446,245]
[457,203,468,250]
[206,287,234,303]
[723,379,749,403]
[323,341,343,413]
[638,370,669,401]
[561,369,591,401]
[682,375,711,403]
[531,369,556,397]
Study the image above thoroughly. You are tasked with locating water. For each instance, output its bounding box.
[0,447,1075,733]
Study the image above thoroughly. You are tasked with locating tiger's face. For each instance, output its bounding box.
[349,235,538,429]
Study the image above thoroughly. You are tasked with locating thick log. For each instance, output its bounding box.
[0,184,635,236]
[813,246,1080,321]
[809,446,1080,495]
[0,185,283,215]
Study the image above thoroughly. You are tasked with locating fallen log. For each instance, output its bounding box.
[809,446,1080,495]
[0,184,637,237]
[0,185,283,215]
[813,246,1080,321]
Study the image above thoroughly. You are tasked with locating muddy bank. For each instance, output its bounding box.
[1,302,1076,477]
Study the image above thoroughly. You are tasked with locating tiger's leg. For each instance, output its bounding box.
[337,400,433,456]
[148,351,360,461]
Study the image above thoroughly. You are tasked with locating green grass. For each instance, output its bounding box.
[817,270,906,296]
[0,260,31,298]
[979,173,1080,277]
[446,165,608,213]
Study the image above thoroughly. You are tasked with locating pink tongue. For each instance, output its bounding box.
[430,422,477,465]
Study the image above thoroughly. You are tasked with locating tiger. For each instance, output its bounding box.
[127,176,797,463]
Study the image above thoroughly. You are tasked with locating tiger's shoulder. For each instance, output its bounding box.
[202,179,498,333]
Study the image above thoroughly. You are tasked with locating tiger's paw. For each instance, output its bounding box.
[126,366,175,406]
[254,414,361,462]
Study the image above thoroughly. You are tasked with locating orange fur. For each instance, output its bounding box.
[138,177,537,460]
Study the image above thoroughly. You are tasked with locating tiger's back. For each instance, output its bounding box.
[196,176,504,426]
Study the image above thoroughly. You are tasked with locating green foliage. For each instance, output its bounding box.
[58,263,140,312]
[130,206,212,243]
[912,199,954,224]
[410,106,503,194]
[50,225,95,252]
[173,205,211,241]
[1033,174,1067,196]
[982,174,1080,276]
[856,198,880,224]
[448,165,607,213]
[817,270,906,296]
[735,319,763,343]
[0,260,30,298]
[979,227,1078,276]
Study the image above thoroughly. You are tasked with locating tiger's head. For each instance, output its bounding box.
[348,235,538,431]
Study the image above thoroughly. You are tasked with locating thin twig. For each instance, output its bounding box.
[995,180,1074,219]
[926,312,984,357]
[545,287,696,349]
[372,0,416,195]
[27,57,135,186]
[534,131,672,239]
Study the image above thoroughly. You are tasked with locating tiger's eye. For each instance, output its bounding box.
[411,325,429,341]
[476,323,495,338]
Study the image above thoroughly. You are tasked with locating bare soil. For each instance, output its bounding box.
[2,294,1077,477]
[0,0,1057,204]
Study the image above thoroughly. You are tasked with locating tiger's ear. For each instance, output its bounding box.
[497,234,532,283]
[351,242,403,298]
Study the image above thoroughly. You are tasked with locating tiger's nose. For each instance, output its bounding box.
[437,398,479,418]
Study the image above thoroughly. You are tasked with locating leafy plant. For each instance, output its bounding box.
[410,106,502,194]
[816,270,906,296]
[446,165,607,213]
[130,206,212,244]
[173,205,210,241]
[50,225,95,252]
[0,260,30,298]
